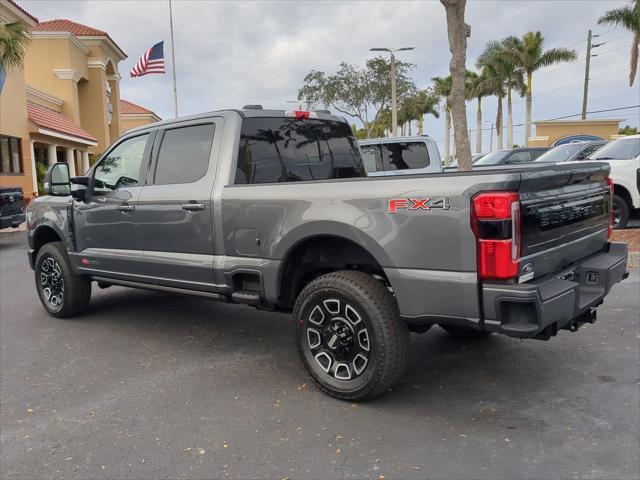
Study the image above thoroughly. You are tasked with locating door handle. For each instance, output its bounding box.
[181,203,205,211]
[116,204,135,212]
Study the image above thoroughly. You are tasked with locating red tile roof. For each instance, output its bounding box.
[27,102,97,143]
[31,19,126,59]
[120,99,157,116]
[32,19,107,36]
[6,0,39,23]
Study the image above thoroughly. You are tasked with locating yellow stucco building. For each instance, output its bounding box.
[0,0,159,199]
[528,119,623,147]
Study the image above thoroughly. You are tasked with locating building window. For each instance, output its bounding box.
[0,135,23,174]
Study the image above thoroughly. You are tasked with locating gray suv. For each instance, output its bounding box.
[27,108,628,400]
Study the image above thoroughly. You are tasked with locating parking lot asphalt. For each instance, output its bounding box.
[1,231,639,480]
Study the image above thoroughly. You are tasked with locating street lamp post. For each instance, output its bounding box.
[370,47,414,137]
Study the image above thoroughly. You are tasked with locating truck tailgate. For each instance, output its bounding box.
[518,163,611,280]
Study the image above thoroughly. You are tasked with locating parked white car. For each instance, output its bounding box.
[587,134,640,229]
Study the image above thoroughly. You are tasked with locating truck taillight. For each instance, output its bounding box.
[607,177,614,239]
[471,191,520,280]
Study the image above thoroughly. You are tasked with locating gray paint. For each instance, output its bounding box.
[26,108,628,339]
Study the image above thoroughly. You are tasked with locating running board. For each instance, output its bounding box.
[91,276,224,300]
[231,290,261,306]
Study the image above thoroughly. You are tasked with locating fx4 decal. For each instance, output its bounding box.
[388,197,451,214]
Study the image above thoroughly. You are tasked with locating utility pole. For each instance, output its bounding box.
[168,0,178,117]
[582,30,603,120]
[489,122,494,152]
[370,47,414,136]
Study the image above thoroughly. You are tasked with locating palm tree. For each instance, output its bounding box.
[0,21,30,69]
[598,0,640,86]
[476,44,508,150]
[432,75,452,163]
[466,70,493,153]
[399,89,439,136]
[508,32,577,146]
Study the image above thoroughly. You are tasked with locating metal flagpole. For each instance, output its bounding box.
[168,0,178,117]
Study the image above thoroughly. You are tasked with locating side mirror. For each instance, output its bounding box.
[44,163,71,196]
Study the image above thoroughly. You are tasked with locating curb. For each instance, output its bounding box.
[629,251,640,269]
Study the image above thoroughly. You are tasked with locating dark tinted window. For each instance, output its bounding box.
[506,151,531,164]
[360,145,383,173]
[576,144,603,160]
[384,142,430,170]
[530,149,547,160]
[154,124,214,184]
[235,118,364,184]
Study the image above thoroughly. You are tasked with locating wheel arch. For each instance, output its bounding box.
[613,184,633,209]
[275,225,393,310]
[30,223,67,267]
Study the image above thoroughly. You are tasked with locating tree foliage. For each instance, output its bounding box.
[598,0,640,86]
[298,57,416,137]
[0,22,31,70]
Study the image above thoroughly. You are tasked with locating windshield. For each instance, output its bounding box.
[534,143,582,163]
[473,150,511,166]
[589,137,640,160]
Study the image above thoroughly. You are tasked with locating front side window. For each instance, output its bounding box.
[535,144,581,163]
[576,144,603,160]
[384,142,430,171]
[474,150,511,166]
[93,134,149,195]
[235,118,364,184]
[0,135,23,174]
[506,151,531,164]
[360,145,383,173]
[154,124,215,184]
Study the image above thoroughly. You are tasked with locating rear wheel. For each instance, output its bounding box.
[612,194,629,230]
[35,242,91,318]
[439,324,489,338]
[293,271,409,401]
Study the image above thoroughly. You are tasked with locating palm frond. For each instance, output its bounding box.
[0,22,31,70]
[598,5,639,32]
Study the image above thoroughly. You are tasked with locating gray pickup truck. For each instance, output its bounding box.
[26,108,628,400]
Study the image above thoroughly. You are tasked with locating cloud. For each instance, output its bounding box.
[21,0,640,149]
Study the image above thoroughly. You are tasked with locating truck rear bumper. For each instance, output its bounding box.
[482,242,628,339]
[0,213,25,229]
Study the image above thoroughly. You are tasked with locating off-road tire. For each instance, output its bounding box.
[612,194,630,230]
[439,324,490,338]
[35,242,91,318]
[293,270,409,401]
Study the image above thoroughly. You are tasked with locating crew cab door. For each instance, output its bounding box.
[74,132,154,276]
[135,118,221,291]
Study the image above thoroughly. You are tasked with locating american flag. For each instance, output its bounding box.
[130,41,166,77]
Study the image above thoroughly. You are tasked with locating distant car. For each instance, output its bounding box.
[473,147,549,166]
[359,136,442,176]
[585,134,640,229]
[0,186,26,229]
[448,153,486,168]
[534,141,607,163]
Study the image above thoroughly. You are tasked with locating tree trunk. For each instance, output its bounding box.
[496,94,503,150]
[507,86,513,148]
[417,115,424,135]
[525,71,532,146]
[444,107,451,165]
[441,0,472,171]
[476,96,482,153]
[407,120,412,136]
[630,31,639,87]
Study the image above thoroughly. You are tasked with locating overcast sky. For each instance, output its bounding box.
[21,0,640,150]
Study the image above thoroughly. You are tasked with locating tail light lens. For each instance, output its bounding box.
[607,177,614,239]
[472,191,520,280]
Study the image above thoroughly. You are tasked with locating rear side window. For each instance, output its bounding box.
[154,124,215,185]
[235,118,364,184]
[360,145,383,173]
[383,142,429,171]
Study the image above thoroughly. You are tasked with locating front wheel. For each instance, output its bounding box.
[35,242,91,318]
[612,194,630,230]
[293,271,409,401]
